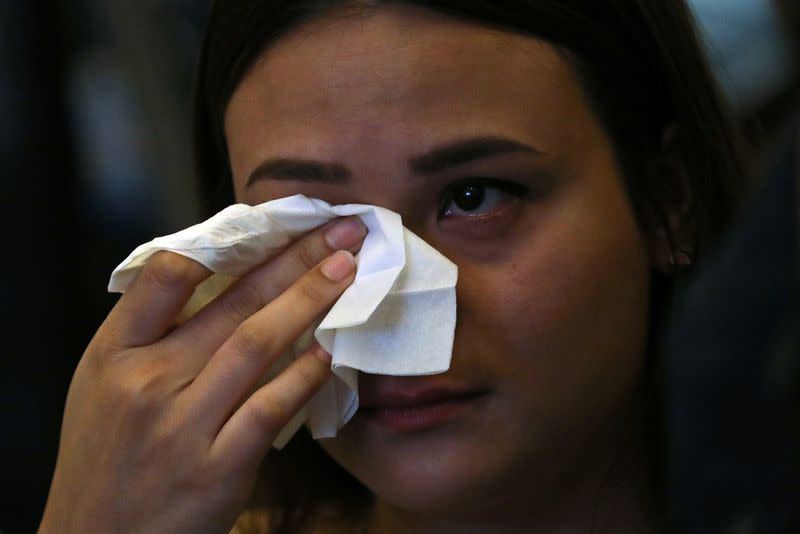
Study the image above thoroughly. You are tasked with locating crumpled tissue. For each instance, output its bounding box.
[108,194,458,447]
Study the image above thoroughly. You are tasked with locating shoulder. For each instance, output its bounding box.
[230,510,270,534]
[231,509,364,534]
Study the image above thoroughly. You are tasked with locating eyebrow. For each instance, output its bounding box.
[245,136,539,187]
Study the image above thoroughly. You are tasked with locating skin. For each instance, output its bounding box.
[39,4,675,534]
[225,5,661,534]
[40,216,369,533]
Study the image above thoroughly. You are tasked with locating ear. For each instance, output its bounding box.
[644,124,696,274]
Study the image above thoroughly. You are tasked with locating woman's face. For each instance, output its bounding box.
[225,5,653,514]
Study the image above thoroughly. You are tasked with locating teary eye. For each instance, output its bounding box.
[439,179,527,219]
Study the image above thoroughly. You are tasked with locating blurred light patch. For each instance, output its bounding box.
[68,51,159,226]
[690,0,798,110]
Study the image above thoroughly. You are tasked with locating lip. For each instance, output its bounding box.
[358,378,487,432]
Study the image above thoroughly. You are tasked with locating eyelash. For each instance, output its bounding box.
[438,178,528,219]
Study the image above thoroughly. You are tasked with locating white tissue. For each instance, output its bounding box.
[108,195,458,447]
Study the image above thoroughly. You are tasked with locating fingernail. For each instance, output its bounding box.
[324,218,367,251]
[320,250,356,281]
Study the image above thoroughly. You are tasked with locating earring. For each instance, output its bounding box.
[669,250,693,266]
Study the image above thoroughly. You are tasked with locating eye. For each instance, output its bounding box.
[439,179,526,219]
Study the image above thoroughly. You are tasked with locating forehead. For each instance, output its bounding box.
[224,5,589,187]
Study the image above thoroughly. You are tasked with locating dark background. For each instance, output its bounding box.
[0,1,797,532]
[1,2,210,531]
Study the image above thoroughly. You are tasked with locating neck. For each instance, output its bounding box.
[364,405,657,534]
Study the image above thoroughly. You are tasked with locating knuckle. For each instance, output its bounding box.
[219,289,261,324]
[232,323,266,357]
[112,370,162,414]
[148,417,182,455]
[295,357,324,387]
[294,238,325,272]
[83,336,122,367]
[247,397,290,431]
[295,276,330,308]
[142,252,193,291]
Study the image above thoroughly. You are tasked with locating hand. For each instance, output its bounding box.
[38,216,367,533]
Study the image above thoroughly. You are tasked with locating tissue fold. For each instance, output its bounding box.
[108,195,458,447]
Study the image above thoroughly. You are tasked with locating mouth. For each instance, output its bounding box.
[358,385,488,432]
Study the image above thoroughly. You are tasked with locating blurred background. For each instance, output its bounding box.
[0,0,798,532]
[1,1,210,531]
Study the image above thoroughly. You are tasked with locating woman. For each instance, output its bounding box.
[40,1,746,532]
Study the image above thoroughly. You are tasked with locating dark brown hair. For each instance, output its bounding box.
[193,1,748,532]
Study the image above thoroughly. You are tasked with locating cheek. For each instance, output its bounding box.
[453,185,652,403]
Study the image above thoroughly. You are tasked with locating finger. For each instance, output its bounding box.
[170,216,366,363]
[209,344,332,468]
[183,250,356,429]
[99,252,212,349]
